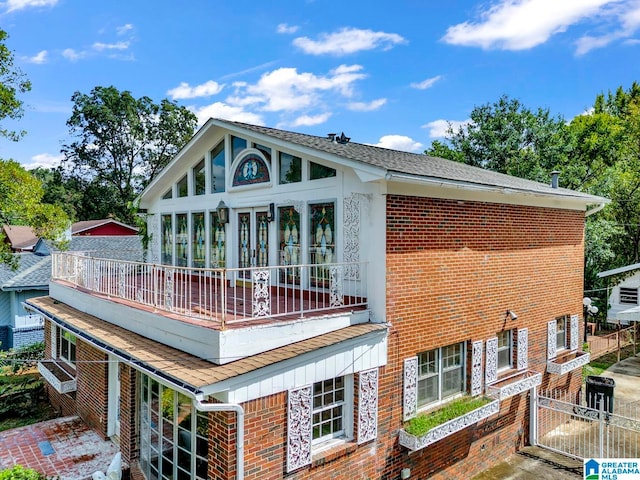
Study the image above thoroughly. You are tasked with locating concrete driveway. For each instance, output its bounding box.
[473,354,640,480]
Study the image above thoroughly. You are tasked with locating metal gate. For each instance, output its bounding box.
[533,389,640,459]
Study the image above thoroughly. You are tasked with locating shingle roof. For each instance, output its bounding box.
[0,253,51,290]
[220,120,604,202]
[36,235,144,262]
[27,296,387,394]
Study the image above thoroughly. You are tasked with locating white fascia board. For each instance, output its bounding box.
[386,175,608,212]
[138,118,218,207]
[198,327,388,401]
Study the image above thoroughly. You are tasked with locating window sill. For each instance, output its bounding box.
[311,439,357,467]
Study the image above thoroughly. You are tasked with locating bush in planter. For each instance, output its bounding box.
[405,396,492,437]
[0,465,48,479]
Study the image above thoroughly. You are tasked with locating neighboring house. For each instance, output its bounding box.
[28,119,607,480]
[0,236,143,351]
[2,225,38,252]
[72,218,139,236]
[597,263,640,325]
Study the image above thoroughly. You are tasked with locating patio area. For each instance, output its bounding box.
[0,416,121,479]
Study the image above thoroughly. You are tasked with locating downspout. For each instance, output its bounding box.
[194,396,245,480]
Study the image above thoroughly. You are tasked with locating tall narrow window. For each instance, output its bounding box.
[312,377,346,443]
[497,330,513,370]
[161,214,173,265]
[310,202,335,265]
[191,212,205,268]
[279,152,302,184]
[231,136,247,161]
[210,140,226,193]
[279,206,300,268]
[176,213,188,267]
[177,175,188,197]
[210,212,226,268]
[556,316,567,351]
[59,330,76,366]
[193,159,206,196]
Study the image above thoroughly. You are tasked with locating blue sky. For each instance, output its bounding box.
[1,0,640,169]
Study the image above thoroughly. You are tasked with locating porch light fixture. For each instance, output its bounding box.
[505,310,518,321]
[216,200,229,224]
[583,297,599,342]
[267,202,275,222]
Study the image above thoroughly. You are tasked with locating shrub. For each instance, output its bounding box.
[0,464,47,479]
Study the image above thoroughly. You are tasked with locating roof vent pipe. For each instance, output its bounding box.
[550,171,560,189]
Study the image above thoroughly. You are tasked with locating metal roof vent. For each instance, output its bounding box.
[550,170,560,189]
[336,132,350,144]
[327,133,336,142]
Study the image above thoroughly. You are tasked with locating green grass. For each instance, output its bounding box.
[405,396,492,437]
[583,342,640,380]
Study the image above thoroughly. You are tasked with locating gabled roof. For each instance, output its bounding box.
[72,219,138,235]
[2,225,38,250]
[34,235,144,261]
[221,120,601,201]
[597,263,640,278]
[0,253,51,291]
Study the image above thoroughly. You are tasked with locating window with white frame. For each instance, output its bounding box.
[417,342,465,408]
[312,376,349,443]
[556,315,567,351]
[497,330,513,370]
[59,330,76,366]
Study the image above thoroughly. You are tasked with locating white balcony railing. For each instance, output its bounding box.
[51,252,368,329]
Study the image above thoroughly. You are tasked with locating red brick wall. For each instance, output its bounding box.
[42,320,76,417]
[384,195,585,479]
[76,340,109,438]
[119,364,138,465]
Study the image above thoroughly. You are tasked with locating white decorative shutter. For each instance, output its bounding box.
[517,328,528,370]
[287,386,312,472]
[471,341,483,396]
[357,368,378,444]
[403,357,418,421]
[570,314,579,351]
[547,320,557,359]
[485,337,498,385]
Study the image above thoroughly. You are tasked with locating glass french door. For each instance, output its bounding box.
[237,209,270,277]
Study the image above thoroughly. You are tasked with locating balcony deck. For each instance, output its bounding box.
[51,253,368,331]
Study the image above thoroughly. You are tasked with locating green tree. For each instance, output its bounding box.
[62,86,197,224]
[0,160,69,267]
[0,29,31,142]
[431,95,570,184]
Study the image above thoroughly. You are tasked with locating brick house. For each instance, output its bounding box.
[28,119,606,480]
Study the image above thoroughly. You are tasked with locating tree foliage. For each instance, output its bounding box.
[0,160,69,267]
[0,29,31,142]
[425,84,640,290]
[61,86,197,223]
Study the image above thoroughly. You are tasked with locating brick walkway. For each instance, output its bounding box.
[0,416,120,479]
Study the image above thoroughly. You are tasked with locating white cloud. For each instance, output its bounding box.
[117,23,134,36]
[442,0,615,50]
[229,64,367,113]
[374,135,423,152]
[422,119,470,138]
[347,98,387,112]
[410,75,442,90]
[575,2,640,54]
[293,27,407,55]
[22,152,63,170]
[24,50,47,64]
[290,113,332,126]
[62,48,84,61]
[92,41,130,51]
[167,80,224,100]
[4,0,57,12]
[277,23,299,34]
[191,102,264,126]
